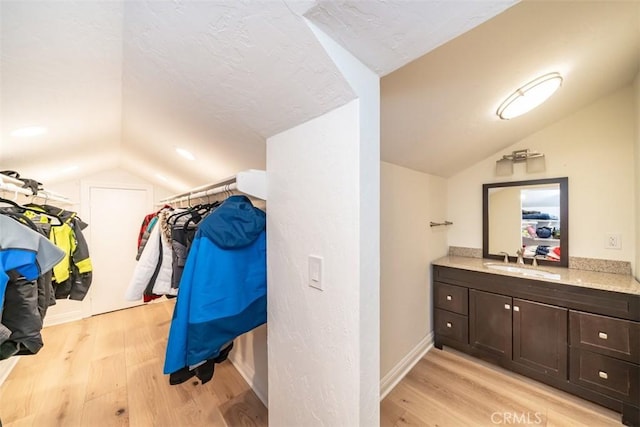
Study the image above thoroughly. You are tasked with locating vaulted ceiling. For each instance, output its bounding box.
[2,1,638,191]
[381,0,640,177]
[0,0,516,191]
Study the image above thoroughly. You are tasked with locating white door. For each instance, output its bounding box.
[85,185,152,315]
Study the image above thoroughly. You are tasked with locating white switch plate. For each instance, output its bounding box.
[605,233,621,250]
[308,255,323,291]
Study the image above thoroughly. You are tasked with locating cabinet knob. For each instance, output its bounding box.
[446,295,452,301]
[446,322,452,328]
[598,371,608,380]
[504,304,511,310]
[598,332,608,340]
[513,306,520,312]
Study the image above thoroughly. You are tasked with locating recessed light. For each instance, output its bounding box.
[11,126,47,137]
[176,147,195,161]
[62,165,79,173]
[156,174,168,182]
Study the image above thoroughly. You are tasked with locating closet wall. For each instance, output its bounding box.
[43,168,173,324]
[380,162,447,394]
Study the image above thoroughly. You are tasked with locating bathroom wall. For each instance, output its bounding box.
[380,162,448,394]
[448,84,637,272]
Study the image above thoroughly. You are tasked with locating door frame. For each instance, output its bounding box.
[81,180,154,318]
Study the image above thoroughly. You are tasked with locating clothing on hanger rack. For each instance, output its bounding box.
[163,195,266,385]
[0,213,65,360]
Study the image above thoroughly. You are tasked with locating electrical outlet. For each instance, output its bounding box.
[605,233,621,250]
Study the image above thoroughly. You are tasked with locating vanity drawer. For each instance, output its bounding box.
[570,349,639,404]
[435,309,468,344]
[570,311,640,364]
[434,282,468,315]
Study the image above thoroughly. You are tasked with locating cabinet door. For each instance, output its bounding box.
[469,290,512,358]
[513,299,568,379]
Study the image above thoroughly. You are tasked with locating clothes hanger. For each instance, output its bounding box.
[0,196,22,208]
[0,198,63,226]
[0,210,40,231]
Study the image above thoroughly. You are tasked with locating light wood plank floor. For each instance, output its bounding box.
[382,348,622,427]
[1,302,623,426]
[0,301,267,427]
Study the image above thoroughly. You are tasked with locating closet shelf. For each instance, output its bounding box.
[158,169,267,205]
[0,176,74,205]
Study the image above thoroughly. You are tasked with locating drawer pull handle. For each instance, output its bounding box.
[513,306,520,312]
[599,371,608,380]
[446,295,452,301]
[598,332,608,340]
[446,322,452,328]
[504,304,511,310]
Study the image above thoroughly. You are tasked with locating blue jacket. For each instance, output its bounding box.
[164,195,266,374]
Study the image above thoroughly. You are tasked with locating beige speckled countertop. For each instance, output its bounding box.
[433,256,640,295]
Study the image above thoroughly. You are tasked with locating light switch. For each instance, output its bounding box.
[308,255,323,291]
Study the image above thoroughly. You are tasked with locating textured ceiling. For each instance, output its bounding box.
[0,0,515,190]
[306,0,516,76]
[381,0,640,178]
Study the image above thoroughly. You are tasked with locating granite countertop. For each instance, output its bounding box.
[432,256,640,295]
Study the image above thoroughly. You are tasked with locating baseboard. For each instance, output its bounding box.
[229,353,268,407]
[43,310,85,327]
[0,357,19,386]
[380,331,434,400]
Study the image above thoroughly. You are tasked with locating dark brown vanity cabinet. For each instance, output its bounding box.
[433,265,640,426]
[469,290,512,358]
[468,290,567,378]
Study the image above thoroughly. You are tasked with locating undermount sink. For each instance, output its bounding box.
[483,263,561,280]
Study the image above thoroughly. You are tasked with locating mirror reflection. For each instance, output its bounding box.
[483,178,568,267]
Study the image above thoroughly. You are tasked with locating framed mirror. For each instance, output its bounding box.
[483,177,568,267]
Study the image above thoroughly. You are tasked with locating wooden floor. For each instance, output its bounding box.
[0,301,622,427]
[0,301,267,427]
[382,348,621,427]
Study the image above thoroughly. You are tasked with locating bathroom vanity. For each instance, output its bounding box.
[432,256,640,426]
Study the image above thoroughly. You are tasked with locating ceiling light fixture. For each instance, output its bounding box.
[497,72,563,120]
[495,149,545,176]
[176,147,195,161]
[156,174,168,182]
[11,126,47,137]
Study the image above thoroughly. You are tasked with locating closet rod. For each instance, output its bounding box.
[0,177,75,205]
[158,169,266,205]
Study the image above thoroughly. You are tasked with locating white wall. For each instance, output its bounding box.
[267,100,360,425]
[265,16,380,426]
[448,85,637,269]
[635,73,640,279]
[380,162,447,383]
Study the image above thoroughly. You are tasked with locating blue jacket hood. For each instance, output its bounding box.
[198,195,266,249]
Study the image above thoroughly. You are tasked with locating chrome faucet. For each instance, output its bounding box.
[516,248,525,265]
[498,251,510,263]
[531,255,543,267]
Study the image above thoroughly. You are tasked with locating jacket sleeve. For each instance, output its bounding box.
[68,218,93,301]
[125,226,161,301]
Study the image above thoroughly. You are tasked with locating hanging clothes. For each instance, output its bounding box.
[163,195,266,379]
[0,214,64,359]
[23,205,93,301]
[168,202,218,289]
[125,208,177,300]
